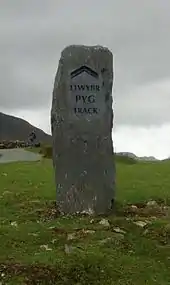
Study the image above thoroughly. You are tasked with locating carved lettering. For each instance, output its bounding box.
[70,84,100,92]
[74,107,99,114]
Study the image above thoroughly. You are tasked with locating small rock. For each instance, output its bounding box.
[113,233,125,240]
[40,245,52,251]
[81,208,94,215]
[48,226,56,230]
[125,218,131,221]
[112,227,126,234]
[99,218,110,227]
[100,233,124,245]
[150,216,157,220]
[2,172,7,177]
[82,229,95,234]
[30,200,41,203]
[134,221,148,228]
[146,200,158,207]
[67,233,76,241]
[3,191,12,195]
[128,250,135,254]
[90,219,95,224]
[131,205,138,210]
[28,233,39,237]
[10,221,18,227]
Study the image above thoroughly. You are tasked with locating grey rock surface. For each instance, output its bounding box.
[51,45,115,215]
[0,149,42,163]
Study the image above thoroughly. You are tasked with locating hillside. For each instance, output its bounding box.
[0,112,51,143]
[117,152,158,161]
[0,154,170,284]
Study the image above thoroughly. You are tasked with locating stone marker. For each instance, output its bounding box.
[51,45,115,215]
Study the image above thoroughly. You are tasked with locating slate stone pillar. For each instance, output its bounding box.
[51,45,115,215]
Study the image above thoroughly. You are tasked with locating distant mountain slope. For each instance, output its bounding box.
[117,152,158,161]
[0,112,51,143]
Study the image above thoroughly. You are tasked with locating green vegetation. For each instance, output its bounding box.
[39,145,53,158]
[0,155,170,284]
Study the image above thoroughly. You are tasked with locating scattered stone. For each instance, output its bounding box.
[82,229,95,234]
[131,205,138,210]
[40,245,52,251]
[80,209,94,215]
[67,233,76,241]
[112,227,126,234]
[51,44,115,215]
[10,221,18,227]
[100,233,124,245]
[3,191,12,195]
[48,226,56,230]
[150,216,157,220]
[28,233,39,237]
[113,233,125,240]
[133,221,148,228]
[99,218,110,227]
[146,201,158,207]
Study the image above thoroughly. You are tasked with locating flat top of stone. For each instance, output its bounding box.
[62,44,112,55]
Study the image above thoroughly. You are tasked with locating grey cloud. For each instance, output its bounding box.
[1,0,170,126]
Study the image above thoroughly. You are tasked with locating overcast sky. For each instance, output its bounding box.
[1,0,170,159]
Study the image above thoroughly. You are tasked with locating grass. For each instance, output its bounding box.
[0,155,170,284]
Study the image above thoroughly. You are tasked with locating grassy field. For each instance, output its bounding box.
[0,155,170,284]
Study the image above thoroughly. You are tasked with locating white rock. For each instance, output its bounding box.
[99,218,110,227]
[40,245,52,251]
[82,229,95,234]
[146,201,158,207]
[130,205,138,210]
[133,221,148,228]
[10,221,18,227]
[112,227,126,234]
